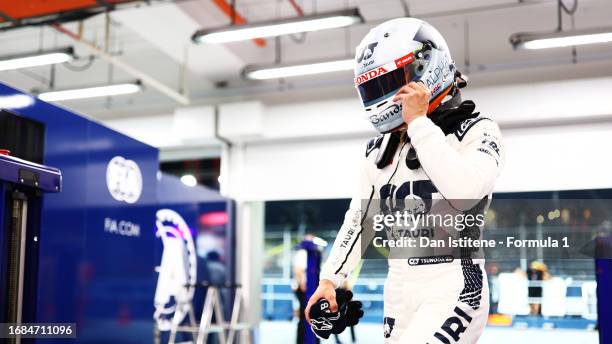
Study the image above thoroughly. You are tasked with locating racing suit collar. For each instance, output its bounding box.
[429,95,479,135]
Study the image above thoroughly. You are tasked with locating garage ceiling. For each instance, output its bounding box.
[0,0,611,119]
[0,0,143,28]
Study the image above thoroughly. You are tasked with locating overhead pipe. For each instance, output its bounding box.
[287,0,305,16]
[213,105,232,147]
[51,23,190,105]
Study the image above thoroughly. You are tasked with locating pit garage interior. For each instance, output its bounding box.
[0,0,612,343]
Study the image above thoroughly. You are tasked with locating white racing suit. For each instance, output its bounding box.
[320,114,504,343]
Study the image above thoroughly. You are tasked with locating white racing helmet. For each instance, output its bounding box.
[354,18,456,133]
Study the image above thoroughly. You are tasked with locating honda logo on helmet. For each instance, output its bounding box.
[355,67,388,86]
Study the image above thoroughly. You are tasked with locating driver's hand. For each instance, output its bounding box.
[393,81,430,127]
[304,279,337,323]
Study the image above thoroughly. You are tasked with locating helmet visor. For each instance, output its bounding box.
[356,53,427,107]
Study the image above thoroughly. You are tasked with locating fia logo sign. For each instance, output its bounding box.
[106,156,142,204]
[356,42,378,63]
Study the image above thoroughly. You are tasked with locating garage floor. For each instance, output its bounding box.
[259,320,599,344]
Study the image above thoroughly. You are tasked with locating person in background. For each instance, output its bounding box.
[527,261,551,316]
[205,251,226,286]
[487,264,500,314]
[293,234,317,344]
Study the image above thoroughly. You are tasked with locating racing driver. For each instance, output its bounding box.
[305,18,504,343]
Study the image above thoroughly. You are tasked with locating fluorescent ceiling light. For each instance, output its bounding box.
[38,82,142,102]
[180,174,197,187]
[524,32,612,49]
[510,27,612,50]
[245,58,354,80]
[193,8,363,44]
[0,94,34,109]
[0,48,74,71]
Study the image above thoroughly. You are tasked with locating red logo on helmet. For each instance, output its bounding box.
[394,52,414,68]
[354,67,389,86]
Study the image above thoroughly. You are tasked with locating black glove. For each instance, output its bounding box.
[309,289,364,340]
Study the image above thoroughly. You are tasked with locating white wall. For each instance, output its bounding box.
[222,123,612,201]
[104,105,219,149]
[498,122,612,193]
